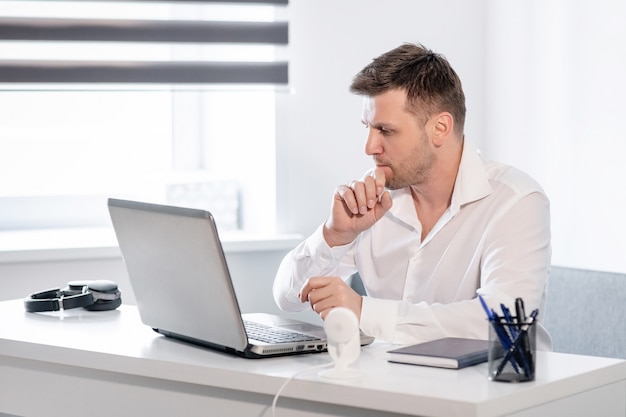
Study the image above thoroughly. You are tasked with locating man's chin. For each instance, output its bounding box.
[385,180,401,190]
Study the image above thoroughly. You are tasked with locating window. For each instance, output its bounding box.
[0,0,288,234]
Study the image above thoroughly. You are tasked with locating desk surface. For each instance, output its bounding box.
[0,299,625,417]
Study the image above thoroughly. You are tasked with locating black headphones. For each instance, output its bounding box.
[24,280,122,313]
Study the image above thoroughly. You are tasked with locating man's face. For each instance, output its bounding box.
[361,89,435,190]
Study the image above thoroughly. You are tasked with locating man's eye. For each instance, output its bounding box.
[379,127,392,136]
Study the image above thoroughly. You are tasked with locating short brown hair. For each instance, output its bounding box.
[350,43,466,135]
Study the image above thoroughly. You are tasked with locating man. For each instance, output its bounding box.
[273,43,552,350]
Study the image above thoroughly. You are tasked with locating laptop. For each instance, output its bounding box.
[107,198,374,358]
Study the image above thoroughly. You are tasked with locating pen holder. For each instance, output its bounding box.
[488,319,536,383]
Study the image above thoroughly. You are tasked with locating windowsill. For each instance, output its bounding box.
[0,227,302,264]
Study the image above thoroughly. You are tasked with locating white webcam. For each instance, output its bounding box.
[319,307,362,379]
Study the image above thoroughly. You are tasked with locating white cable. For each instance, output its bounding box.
[271,362,334,417]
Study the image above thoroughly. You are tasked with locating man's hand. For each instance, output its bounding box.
[323,167,393,247]
[299,276,363,320]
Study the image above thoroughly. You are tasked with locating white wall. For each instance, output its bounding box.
[278,0,487,235]
[1,0,487,318]
[280,0,626,275]
[483,0,626,273]
[6,0,625,313]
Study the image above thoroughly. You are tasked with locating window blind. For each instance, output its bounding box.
[0,0,288,85]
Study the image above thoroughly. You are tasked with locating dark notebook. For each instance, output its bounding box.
[387,337,490,369]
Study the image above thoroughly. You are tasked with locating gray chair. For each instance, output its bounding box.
[352,266,626,358]
[544,265,626,358]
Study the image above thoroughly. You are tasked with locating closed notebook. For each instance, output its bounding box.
[387,337,490,369]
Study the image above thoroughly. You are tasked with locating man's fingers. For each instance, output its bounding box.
[378,189,393,210]
[362,176,378,209]
[350,181,368,214]
[300,276,363,321]
[336,184,359,215]
[345,177,378,214]
[301,277,344,306]
[299,276,331,302]
[373,167,387,199]
[337,168,388,216]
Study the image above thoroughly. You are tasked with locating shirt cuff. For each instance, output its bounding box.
[302,224,354,272]
[359,296,399,341]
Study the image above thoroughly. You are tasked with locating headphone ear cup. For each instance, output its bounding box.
[67,280,93,293]
[82,280,122,311]
[84,297,122,311]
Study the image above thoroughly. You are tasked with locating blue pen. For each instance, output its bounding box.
[490,309,520,372]
[478,294,512,348]
[490,309,513,348]
[478,294,494,320]
[500,303,518,339]
[478,295,520,372]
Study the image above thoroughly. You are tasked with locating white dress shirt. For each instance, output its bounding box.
[273,140,552,351]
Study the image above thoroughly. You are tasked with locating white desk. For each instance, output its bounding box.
[0,299,624,417]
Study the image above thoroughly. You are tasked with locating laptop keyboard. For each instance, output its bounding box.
[244,320,322,344]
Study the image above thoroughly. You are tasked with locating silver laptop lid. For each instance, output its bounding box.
[108,198,248,352]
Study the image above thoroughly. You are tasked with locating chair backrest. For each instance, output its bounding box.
[544,265,626,359]
[352,267,626,358]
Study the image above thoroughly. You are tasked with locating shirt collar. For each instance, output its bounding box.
[449,139,493,215]
[386,139,493,227]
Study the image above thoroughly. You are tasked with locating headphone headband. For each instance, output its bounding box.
[24,280,122,313]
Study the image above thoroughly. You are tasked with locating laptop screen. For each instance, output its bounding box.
[108,198,249,352]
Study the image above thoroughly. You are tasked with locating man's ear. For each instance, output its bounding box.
[430,112,454,147]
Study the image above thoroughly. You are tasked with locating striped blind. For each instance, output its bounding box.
[0,0,288,85]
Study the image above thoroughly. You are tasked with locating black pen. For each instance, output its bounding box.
[515,297,526,324]
[514,298,534,374]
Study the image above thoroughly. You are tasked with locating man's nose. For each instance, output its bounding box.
[364,130,381,156]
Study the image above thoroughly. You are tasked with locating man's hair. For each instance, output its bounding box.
[350,43,466,135]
